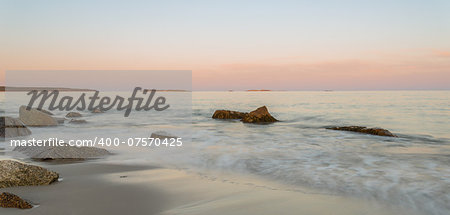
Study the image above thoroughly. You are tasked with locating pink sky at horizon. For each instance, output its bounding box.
[1,48,449,90]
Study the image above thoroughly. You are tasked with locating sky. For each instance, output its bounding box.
[0,0,449,90]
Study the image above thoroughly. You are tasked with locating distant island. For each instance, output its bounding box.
[246,89,272,92]
[153,89,191,92]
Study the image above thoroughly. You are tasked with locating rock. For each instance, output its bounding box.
[0,192,33,209]
[66,112,82,118]
[212,106,278,124]
[0,160,59,188]
[327,126,397,137]
[1,117,32,138]
[69,119,87,124]
[212,110,247,119]
[91,108,104,113]
[14,144,110,160]
[19,106,58,127]
[241,106,278,123]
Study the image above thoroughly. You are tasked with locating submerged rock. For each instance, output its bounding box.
[0,192,33,209]
[150,133,178,139]
[14,144,110,160]
[1,116,32,138]
[327,126,397,137]
[212,110,247,119]
[69,119,87,124]
[241,106,278,123]
[0,160,59,188]
[19,106,58,127]
[66,112,82,118]
[91,108,104,113]
[54,117,65,124]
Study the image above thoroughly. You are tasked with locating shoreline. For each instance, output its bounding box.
[0,161,419,215]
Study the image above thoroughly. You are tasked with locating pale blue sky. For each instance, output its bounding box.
[1,0,449,90]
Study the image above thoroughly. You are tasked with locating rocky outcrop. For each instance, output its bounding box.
[212,106,278,124]
[0,192,33,209]
[66,112,82,118]
[327,126,397,137]
[19,106,58,126]
[0,160,59,188]
[212,110,247,119]
[241,106,278,123]
[14,144,110,160]
[1,117,32,138]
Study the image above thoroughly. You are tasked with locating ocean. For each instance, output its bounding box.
[1,91,449,215]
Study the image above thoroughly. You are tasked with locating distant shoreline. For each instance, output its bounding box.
[0,86,191,92]
[0,86,95,92]
[246,89,272,92]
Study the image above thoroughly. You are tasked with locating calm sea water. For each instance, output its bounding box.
[1,91,449,215]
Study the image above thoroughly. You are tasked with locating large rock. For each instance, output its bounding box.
[0,160,59,188]
[327,126,397,137]
[14,144,110,160]
[0,192,33,209]
[1,117,32,138]
[241,106,278,123]
[212,106,278,123]
[66,112,82,118]
[212,110,247,119]
[19,106,58,126]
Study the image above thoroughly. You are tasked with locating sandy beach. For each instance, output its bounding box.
[0,161,419,215]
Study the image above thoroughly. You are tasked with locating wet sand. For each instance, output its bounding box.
[0,162,419,215]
